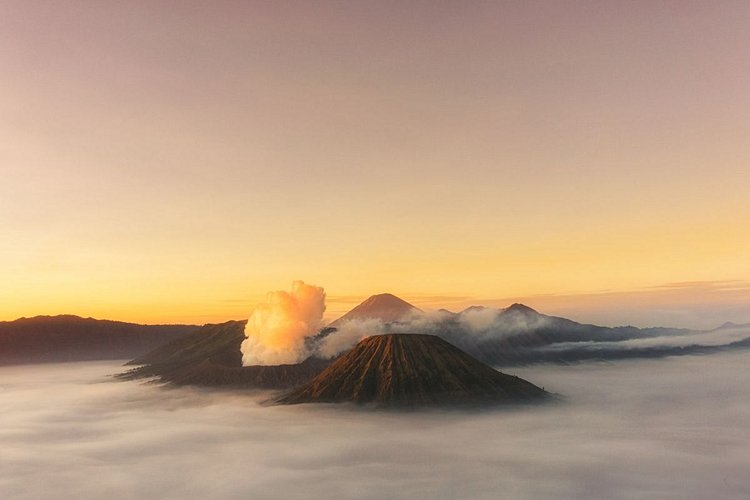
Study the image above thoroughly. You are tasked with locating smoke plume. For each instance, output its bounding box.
[241,281,325,366]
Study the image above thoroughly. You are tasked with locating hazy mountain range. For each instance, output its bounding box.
[311,293,750,366]
[120,321,551,407]
[0,315,197,366]
[4,294,749,369]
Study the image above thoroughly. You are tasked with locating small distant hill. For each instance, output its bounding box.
[0,315,198,366]
[278,334,549,407]
[120,320,330,389]
[713,321,750,331]
[329,293,420,327]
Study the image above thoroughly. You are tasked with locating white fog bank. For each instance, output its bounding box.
[2,353,750,499]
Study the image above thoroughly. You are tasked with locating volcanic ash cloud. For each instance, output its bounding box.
[241,281,325,366]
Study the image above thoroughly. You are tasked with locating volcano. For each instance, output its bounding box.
[330,293,421,326]
[119,320,330,389]
[278,333,549,407]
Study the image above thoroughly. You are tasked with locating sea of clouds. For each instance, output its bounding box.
[2,351,750,499]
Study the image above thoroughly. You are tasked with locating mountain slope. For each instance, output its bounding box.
[329,293,420,327]
[158,357,331,388]
[0,315,198,366]
[120,320,330,389]
[278,333,549,407]
[127,320,246,368]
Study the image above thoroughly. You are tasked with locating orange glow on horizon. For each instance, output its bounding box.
[1,2,748,330]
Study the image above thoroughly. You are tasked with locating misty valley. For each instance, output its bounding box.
[2,351,749,499]
[3,291,750,498]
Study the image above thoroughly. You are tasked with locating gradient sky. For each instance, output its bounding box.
[2,1,749,328]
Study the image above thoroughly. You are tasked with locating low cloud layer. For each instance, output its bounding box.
[2,353,750,499]
[237,283,750,366]
[317,308,750,365]
[545,324,750,353]
[316,307,556,359]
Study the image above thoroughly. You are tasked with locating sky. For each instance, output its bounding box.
[1,1,749,327]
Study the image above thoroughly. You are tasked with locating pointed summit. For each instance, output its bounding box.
[503,303,539,315]
[330,293,420,327]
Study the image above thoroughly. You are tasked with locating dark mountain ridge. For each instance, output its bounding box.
[412,303,704,366]
[0,315,198,366]
[118,293,750,390]
[306,294,749,366]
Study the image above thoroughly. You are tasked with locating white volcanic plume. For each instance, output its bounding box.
[241,281,325,366]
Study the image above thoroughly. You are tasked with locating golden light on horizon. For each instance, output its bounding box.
[1,2,748,329]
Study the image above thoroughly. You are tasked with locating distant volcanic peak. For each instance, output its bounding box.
[714,321,750,330]
[277,333,548,407]
[359,293,421,311]
[330,293,420,326]
[503,303,539,315]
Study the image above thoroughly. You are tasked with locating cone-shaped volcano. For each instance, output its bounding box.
[330,293,420,327]
[278,334,549,407]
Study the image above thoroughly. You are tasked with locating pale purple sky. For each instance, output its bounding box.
[1,1,749,327]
